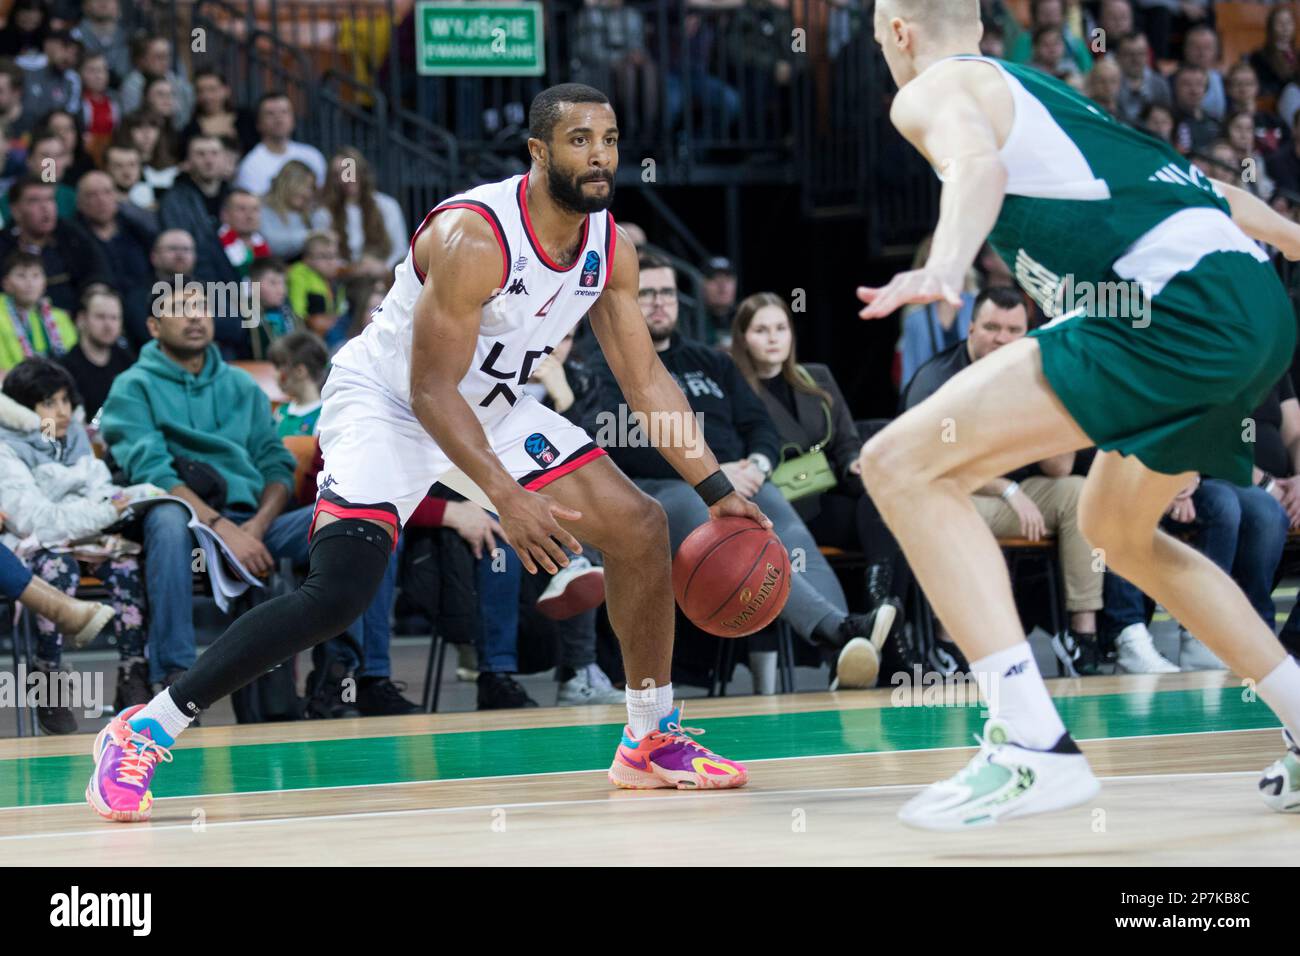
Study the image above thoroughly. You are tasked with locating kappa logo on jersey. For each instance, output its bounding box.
[320,474,337,491]
[524,432,559,467]
[505,277,529,295]
[580,250,600,287]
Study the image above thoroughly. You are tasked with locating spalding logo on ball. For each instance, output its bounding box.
[672,517,792,637]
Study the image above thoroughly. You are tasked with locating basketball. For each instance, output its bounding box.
[672,517,791,638]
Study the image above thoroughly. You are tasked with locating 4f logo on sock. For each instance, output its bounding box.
[1003,660,1029,677]
[524,433,559,467]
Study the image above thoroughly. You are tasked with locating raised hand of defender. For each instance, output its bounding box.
[495,489,583,575]
[857,268,962,320]
[708,491,774,530]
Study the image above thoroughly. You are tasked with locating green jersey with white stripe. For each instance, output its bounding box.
[951,56,1238,315]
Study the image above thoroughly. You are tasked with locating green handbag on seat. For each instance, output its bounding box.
[770,370,838,502]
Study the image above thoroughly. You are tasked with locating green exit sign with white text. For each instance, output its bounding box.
[415,2,546,76]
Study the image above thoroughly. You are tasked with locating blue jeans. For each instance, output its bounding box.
[142,502,316,684]
[1099,572,1153,639]
[0,541,33,597]
[477,542,521,674]
[1191,480,1289,628]
[350,536,401,678]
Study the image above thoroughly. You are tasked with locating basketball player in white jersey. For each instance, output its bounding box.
[87,85,767,821]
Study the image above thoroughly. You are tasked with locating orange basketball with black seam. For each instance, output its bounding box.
[672,517,791,637]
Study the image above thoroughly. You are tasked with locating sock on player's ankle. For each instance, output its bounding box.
[626,682,674,738]
[128,689,194,746]
[970,641,1067,750]
[1257,655,1300,745]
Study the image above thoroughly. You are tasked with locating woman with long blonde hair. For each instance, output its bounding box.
[259,160,320,260]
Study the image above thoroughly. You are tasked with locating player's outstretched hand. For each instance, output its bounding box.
[708,492,773,530]
[496,489,583,575]
[858,268,962,320]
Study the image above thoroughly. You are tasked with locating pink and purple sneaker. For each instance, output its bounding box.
[609,707,748,790]
[86,704,174,822]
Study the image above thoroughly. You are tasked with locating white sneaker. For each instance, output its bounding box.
[557,663,625,706]
[536,556,605,620]
[1115,623,1179,674]
[1177,628,1228,671]
[830,637,879,691]
[898,719,1100,831]
[1260,729,1300,813]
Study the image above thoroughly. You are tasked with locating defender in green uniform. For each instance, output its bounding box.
[858,0,1300,829]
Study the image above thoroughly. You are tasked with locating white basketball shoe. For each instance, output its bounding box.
[1259,729,1300,813]
[898,718,1100,831]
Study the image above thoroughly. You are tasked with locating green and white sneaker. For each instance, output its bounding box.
[898,719,1100,831]
[1259,729,1300,813]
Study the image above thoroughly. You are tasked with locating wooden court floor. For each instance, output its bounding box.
[1,671,1295,865]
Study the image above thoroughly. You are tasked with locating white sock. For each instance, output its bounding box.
[1257,656,1300,746]
[970,642,1067,750]
[626,682,675,738]
[127,689,194,746]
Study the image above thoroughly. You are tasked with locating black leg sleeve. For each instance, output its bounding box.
[167,519,393,714]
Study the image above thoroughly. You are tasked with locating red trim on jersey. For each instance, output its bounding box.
[604,211,617,286]
[521,447,607,492]
[410,202,510,289]
[517,172,590,272]
[311,498,400,552]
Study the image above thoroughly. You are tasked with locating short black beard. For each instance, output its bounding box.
[547,163,614,214]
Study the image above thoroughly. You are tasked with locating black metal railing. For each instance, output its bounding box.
[145,0,941,252]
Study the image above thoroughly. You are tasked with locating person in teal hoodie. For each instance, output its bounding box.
[99,282,325,689]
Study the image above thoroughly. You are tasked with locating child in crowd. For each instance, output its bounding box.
[268,329,328,437]
[288,230,348,348]
[247,257,300,360]
[0,252,77,373]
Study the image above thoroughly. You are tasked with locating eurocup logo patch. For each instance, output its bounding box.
[580,250,600,287]
[525,432,559,467]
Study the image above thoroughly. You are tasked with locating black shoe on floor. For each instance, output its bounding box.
[357,677,421,716]
[477,672,539,710]
[305,660,360,719]
[32,659,77,735]
[114,658,151,711]
[927,638,970,677]
[1051,629,1103,677]
[877,620,927,687]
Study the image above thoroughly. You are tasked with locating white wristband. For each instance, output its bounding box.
[1000,481,1020,502]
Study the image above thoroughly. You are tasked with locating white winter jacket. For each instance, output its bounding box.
[0,391,121,552]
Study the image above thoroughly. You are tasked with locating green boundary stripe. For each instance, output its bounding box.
[0,687,1278,809]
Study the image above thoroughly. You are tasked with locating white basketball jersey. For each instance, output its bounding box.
[331,173,616,419]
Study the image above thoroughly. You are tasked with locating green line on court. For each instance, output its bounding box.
[0,686,1279,809]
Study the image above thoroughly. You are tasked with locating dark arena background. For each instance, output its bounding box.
[0,0,1298,905]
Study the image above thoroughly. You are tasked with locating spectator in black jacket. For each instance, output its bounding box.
[584,253,886,691]
[157,132,235,285]
[0,175,110,313]
[74,169,154,302]
[731,291,912,670]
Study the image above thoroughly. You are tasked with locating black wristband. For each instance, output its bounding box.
[694,469,734,506]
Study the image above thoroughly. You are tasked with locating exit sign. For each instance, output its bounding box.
[415,2,546,76]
